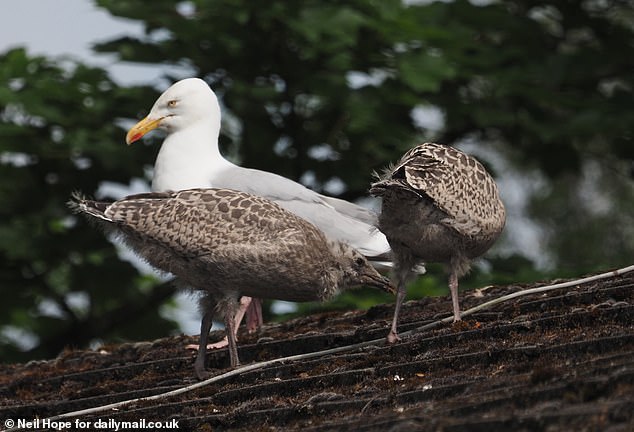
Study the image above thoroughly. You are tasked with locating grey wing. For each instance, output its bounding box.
[212,166,326,205]
[319,195,379,226]
[214,166,390,257]
[277,198,390,257]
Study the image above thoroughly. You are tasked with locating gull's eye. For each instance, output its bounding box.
[355,257,365,266]
[167,100,178,108]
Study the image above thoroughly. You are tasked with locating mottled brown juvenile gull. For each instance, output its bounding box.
[125,77,408,347]
[70,188,394,378]
[370,143,506,342]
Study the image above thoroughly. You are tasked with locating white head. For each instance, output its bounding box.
[126,78,221,144]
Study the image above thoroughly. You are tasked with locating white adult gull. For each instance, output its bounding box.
[125,78,400,347]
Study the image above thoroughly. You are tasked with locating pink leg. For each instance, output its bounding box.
[194,308,214,380]
[449,272,461,322]
[185,296,252,351]
[245,298,263,333]
[224,301,241,368]
[387,277,407,343]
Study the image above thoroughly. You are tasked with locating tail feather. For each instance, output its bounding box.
[368,181,388,197]
[67,191,113,223]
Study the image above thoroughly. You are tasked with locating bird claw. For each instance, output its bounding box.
[205,338,230,350]
[185,337,230,352]
[387,332,401,344]
[194,365,211,380]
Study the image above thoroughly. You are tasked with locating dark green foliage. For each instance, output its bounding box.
[2,0,633,362]
[0,49,178,362]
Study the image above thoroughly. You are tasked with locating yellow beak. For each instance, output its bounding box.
[125,116,163,145]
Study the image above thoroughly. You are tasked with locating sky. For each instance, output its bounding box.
[0,0,170,85]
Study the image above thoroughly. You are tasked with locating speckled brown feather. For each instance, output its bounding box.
[71,188,393,375]
[395,144,504,236]
[371,143,506,267]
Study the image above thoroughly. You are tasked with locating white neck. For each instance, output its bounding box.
[151,121,234,192]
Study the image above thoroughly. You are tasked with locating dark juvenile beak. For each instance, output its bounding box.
[360,267,396,295]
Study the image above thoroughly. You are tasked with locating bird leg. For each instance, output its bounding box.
[194,308,214,380]
[224,300,241,368]
[387,273,408,344]
[245,297,263,333]
[188,296,252,350]
[448,271,461,322]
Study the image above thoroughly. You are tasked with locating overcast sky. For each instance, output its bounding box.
[0,0,169,85]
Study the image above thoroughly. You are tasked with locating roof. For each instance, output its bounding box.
[2,267,633,431]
